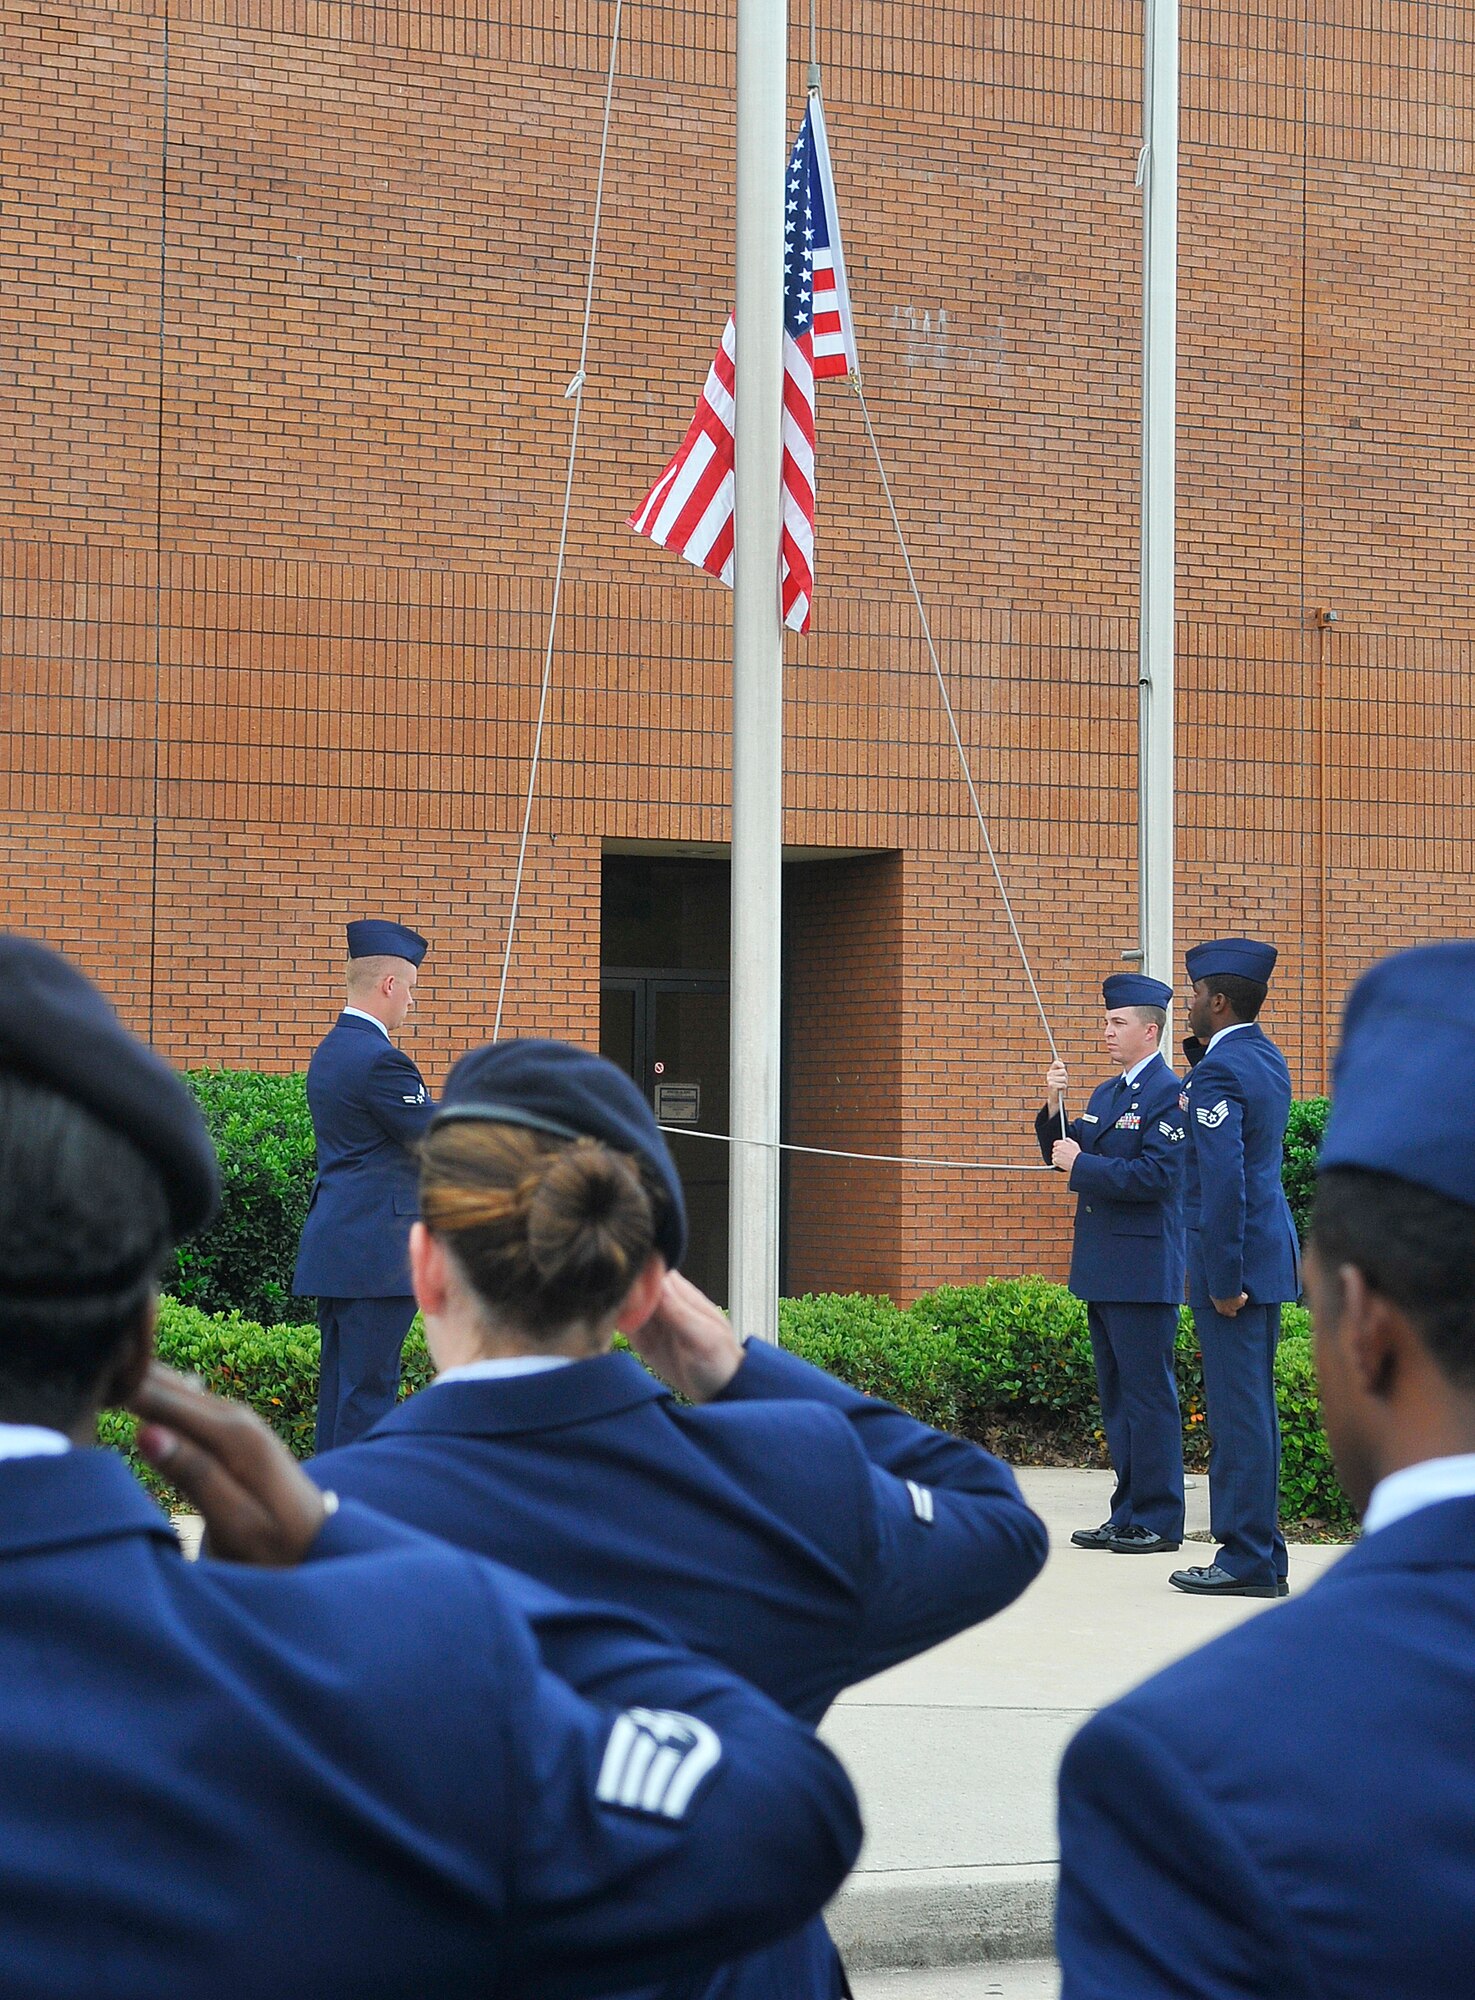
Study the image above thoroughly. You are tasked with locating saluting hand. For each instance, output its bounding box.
[1046,1059,1069,1115]
[1051,1138,1082,1175]
[626,1269,745,1405]
[129,1363,333,1566]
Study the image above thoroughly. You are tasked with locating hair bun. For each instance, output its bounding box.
[526,1141,652,1297]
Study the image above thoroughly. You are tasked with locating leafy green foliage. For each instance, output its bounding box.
[98,1297,434,1500]
[172,1071,317,1325]
[781,1282,1350,1535]
[101,1282,1349,1533]
[1283,1097,1330,1242]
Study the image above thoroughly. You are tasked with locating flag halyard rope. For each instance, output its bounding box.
[850,378,1064,1072]
[493,0,626,1041]
[658,1126,1052,1173]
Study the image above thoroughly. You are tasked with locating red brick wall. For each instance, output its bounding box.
[4,0,1475,1300]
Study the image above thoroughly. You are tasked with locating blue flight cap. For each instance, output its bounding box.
[1185,937,1278,985]
[0,933,219,1237]
[1102,973,1172,1010]
[346,920,428,966]
[433,1038,688,1267]
[1319,942,1475,1207]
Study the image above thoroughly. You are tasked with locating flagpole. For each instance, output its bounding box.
[1138,0,1177,1003]
[729,0,787,1338]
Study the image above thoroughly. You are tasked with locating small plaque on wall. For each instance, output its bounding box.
[654,1083,701,1125]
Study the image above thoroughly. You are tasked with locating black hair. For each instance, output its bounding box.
[1202,973,1267,1021]
[0,1072,172,1428]
[1310,1168,1475,1392]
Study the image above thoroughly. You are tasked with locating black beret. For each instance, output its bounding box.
[0,934,219,1238]
[434,1037,687,1267]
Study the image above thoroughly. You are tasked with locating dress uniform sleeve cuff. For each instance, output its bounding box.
[712,1337,860,1409]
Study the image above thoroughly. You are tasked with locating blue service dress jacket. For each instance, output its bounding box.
[312,1339,1048,2000]
[0,1446,861,2000]
[1056,1494,1475,1999]
[1180,1024,1299,1304]
[1034,1055,1187,1302]
[292,1012,435,1298]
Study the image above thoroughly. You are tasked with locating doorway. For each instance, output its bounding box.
[600,858,732,1305]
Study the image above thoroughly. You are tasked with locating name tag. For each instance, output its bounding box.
[1080,1113,1099,1124]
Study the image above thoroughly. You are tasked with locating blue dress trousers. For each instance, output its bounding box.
[1180,1024,1300,1585]
[292,1012,435,1450]
[312,1337,1050,2000]
[0,1447,862,2000]
[1036,1053,1188,1539]
[1057,1494,1475,1999]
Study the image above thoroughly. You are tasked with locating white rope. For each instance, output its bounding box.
[493,0,625,1042]
[850,379,1062,1071]
[657,1126,1052,1173]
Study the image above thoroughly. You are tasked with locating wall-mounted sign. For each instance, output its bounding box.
[654,1082,701,1125]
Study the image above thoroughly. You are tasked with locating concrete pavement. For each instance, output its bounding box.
[853,1963,1059,1999]
[824,1466,1347,1972]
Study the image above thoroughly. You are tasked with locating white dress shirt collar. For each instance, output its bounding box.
[0,1422,72,1462]
[1362,1453,1475,1536]
[434,1355,578,1387]
[1206,1020,1253,1054]
[1122,1049,1166,1089]
[342,1006,392,1040]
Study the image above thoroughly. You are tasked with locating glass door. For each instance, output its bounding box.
[599,974,730,1306]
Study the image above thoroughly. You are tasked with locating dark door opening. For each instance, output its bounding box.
[600,857,732,1306]
[600,973,730,1304]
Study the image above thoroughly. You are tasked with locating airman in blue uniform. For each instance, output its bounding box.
[1057,940,1475,1998]
[1171,937,1300,1597]
[0,933,863,2000]
[1036,973,1187,1553]
[293,919,435,1451]
[312,1035,1050,2000]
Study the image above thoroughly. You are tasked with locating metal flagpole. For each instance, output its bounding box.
[728,0,787,1338]
[1137,0,1177,1001]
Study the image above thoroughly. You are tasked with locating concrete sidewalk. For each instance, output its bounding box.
[823,1467,1347,1974]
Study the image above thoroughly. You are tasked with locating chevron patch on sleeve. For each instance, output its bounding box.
[595,1708,722,1820]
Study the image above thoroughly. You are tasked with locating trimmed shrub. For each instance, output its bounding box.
[1282,1097,1330,1242]
[174,1070,316,1325]
[778,1291,962,1431]
[98,1298,435,1500]
[104,1282,1351,1536]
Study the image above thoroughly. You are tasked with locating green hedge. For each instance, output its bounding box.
[175,1070,315,1325]
[105,1281,1354,1535]
[174,1069,1334,1324]
[1282,1097,1330,1242]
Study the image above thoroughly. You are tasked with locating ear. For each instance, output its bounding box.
[409,1222,453,1318]
[98,1293,159,1408]
[615,1253,669,1334]
[1335,1263,1402,1401]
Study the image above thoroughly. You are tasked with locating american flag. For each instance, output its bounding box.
[629,95,857,635]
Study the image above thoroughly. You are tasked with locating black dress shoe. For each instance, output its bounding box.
[1277,1578,1290,1598]
[1070,1522,1121,1550]
[1169,1562,1280,1599]
[1107,1526,1183,1554]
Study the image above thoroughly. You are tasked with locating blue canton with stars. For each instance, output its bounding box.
[784,110,816,338]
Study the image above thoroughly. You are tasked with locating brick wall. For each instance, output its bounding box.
[4,0,1474,1300]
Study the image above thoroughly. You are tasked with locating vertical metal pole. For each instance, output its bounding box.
[729,0,787,1337]
[1138,0,1177,1000]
